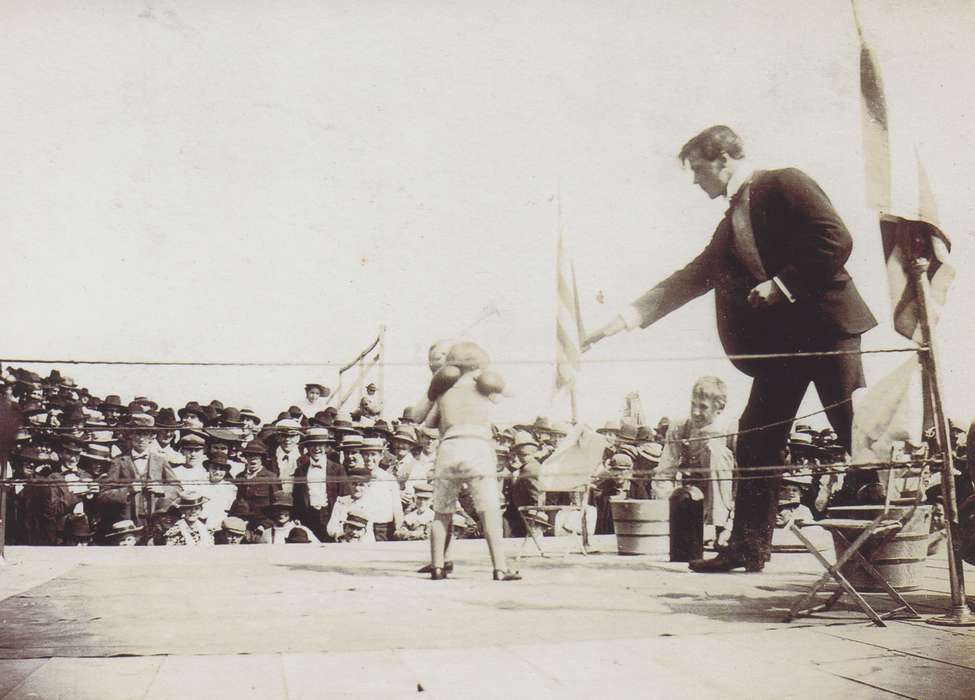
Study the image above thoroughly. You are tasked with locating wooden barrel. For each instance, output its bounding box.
[611,499,669,556]
[828,505,932,592]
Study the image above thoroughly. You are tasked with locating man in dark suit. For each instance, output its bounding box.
[291,428,347,541]
[96,413,181,532]
[586,125,877,572]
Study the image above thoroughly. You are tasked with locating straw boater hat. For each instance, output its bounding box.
[512,430,539,450]
[523,509,550,528]
[177,433,206,449]
[175,491,208,509]
[299,427,334,447]
[239,408,261,425]
[339,434,365,451]
[106,520,143,539]
[639,442,664,462]
[359,437,385,453]
[81,443,113,463]
[414,482,434,497]
[608,454,634,471]
[126,413,155,429]
[274,418,302,434]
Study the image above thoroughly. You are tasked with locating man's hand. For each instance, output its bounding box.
[582,316,627,352]
[747,280,784,309]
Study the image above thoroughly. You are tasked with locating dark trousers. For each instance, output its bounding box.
[373,522,395,541]
[300,506,330,542]
[730,335,865,561]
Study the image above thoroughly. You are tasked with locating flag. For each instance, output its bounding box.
[854,1,954,342]
[538,424,608,492]
[555,221,585,394]
[332,329,383,410]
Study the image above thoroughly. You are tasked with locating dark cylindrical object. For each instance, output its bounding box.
[670,485,704,562]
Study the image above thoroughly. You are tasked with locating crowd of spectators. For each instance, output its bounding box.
[0,366,677,548]
[6,365,961,549]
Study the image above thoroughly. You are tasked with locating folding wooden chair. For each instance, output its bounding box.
[515,490,594,561]
[785,460,926,627]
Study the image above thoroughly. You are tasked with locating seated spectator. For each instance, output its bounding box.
[505,430,544,537]
[654,376,735,545]
[164,492,213,546]
[145,498,179,546]
[592,453,635,535]
[214,517,248,545]
[396,482,435,540]
[170,433,209,485]
[105,519,143,546]
[199,453,238,529]
[62,514,94,546]
[327,468,375,543]
[335,508,372,543]
[293,428,345,542]
[234,440,278,514]
[257,490,319,544]
[357,437,403,541]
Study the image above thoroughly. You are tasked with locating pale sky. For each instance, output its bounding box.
[2,0,973,429]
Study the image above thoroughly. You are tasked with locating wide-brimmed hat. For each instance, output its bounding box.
[359,437,385,453]
[98,395,126,412]
[178,401,208,423]
[304,382,329,395]
[64,514,94,539]
[512,430,539,449]
[155,408,180,430]
[205,427,243,445]
[299,427,334,446]
[105,520,143,538]
[524,509,550,528]
[389,426,417,445]
[265,490,294,512]
[177,433,206,449]
[176,491,208,509]
[241,440,268,456]
[616,422,640,444]
[220,407,244,427]
[132,396,158,412]
[220,517,247,536]
[204,453,231,471]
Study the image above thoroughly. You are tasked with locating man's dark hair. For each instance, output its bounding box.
[678,125,745,163]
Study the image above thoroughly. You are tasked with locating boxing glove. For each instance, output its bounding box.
[475,369,505,397]
[428,364,463,401]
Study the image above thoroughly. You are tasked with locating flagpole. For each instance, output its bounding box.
[912,250,975,626]
[377,324,386,411]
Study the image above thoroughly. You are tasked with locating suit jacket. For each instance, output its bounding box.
[291,456,347,521]
[234,468,279,514]
[96,452,181,526]
[632,168,877,376]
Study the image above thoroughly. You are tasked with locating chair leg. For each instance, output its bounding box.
[788,520,888,627]
[843,540,921,619]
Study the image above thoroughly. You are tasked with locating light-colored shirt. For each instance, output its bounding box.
[326,495,377,542]
[359,470,403,525]
[276,447,301,494]
[305,462,328,509]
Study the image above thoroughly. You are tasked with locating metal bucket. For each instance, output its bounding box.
[828,505,932,592]
[611,499,669,556]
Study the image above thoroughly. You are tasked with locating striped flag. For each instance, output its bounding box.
[555,222,585,394]
[854,2,954,341]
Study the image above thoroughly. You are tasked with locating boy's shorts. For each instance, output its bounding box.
[432,437,499,515]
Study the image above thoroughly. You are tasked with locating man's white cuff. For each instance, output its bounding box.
[772,276,796,303]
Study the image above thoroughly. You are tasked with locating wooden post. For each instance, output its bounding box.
[912,255,975,626]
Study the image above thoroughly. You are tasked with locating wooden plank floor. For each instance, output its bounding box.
[1,534,973,699]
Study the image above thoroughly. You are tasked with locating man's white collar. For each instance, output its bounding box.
[725,159,756,200]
